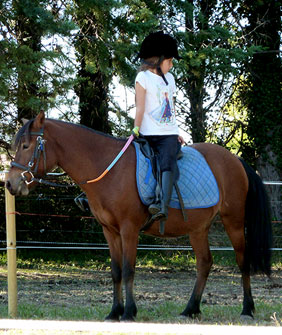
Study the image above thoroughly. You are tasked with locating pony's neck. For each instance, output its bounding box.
[47,120,119,184]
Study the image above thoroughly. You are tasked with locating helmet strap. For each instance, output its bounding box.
[157,67,168,86]
[156,56,168,85]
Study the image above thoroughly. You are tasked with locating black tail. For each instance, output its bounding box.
[239,159,272,276]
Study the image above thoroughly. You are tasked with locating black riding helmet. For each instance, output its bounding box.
[137,31,181,85]
[137,31,181,60]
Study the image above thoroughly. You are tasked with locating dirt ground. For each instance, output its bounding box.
[0,264,281,318]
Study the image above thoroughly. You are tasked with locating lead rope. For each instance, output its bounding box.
[84,134,135,184]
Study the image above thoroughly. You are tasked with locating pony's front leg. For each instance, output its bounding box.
[103,227,124,321]
[120,226,139,321]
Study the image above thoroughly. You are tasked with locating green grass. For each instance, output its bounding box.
[0,250,281,326]
[0,303,109,321]
[0,301,280,326]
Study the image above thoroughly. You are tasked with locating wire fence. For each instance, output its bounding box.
[0,214,281,252]
[0,179,281,252]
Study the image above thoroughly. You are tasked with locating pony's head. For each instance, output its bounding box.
[6,111,57,195]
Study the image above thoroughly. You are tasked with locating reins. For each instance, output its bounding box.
[11,126,134,188]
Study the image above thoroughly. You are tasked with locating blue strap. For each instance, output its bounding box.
[144,158,152,184]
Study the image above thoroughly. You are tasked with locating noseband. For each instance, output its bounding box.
[11,128,47,185]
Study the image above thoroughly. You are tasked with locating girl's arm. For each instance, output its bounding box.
[134,82,146,128]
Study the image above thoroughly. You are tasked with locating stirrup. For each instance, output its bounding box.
[74,192,90,212]
[151,210,167,222]
[148,203,161,215]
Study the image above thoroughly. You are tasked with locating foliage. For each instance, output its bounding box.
[0,0,77,146]
[207,77,250,155]
[167,0,261,143]
[237,0,282,170]
[1,0,280,152]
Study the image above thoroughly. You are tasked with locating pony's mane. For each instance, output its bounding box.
[50,119,126,143]
[12,118,126,150]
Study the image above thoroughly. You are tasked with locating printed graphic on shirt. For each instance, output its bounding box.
[149,85,176,126]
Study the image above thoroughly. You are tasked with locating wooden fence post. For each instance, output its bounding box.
[4,170,17,318]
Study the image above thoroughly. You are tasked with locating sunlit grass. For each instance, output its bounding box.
[0,250,281,326]
[0,250,281,272]
[0,301,280,326]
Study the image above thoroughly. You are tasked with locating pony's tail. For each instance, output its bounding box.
[239,159,272,276]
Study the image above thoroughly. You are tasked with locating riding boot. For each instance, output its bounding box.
[151,171,174,222]
[148,171,162,215]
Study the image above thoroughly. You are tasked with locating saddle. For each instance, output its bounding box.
[134,136,187,234]
[133,139,220,234]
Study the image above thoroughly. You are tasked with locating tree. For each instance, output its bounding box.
[0,0,75,146]
[72,0,115,133]
[238,0,281,219]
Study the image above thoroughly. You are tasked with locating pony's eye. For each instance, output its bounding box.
[22,143,29,150]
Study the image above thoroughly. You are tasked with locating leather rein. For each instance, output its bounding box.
[11,127,134,188]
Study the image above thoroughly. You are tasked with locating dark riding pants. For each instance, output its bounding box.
[143,135,180,173]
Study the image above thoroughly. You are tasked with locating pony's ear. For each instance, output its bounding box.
[33,110,45,129]
[21,118,29,125]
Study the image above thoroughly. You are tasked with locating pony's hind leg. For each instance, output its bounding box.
[181,229,213,318]
[222,215,255,318]
[103,227,125,321]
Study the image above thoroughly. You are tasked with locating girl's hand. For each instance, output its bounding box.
[178,135,186,145]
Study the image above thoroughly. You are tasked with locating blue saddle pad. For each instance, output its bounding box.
[133,142,219,209]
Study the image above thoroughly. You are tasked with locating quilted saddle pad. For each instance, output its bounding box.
[133,142,219,209]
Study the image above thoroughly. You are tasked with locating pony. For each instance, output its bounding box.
[6,111,272,321]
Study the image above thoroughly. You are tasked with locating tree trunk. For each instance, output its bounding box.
[74,3,112,134]
[76,50,111,134]
[257,147,282,220]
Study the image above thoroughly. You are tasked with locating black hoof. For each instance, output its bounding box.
[105,305,124,322]
[180,309,201,319]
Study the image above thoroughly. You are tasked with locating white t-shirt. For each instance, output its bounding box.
[135,70,179,136]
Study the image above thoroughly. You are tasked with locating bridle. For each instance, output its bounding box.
[11,128,47,185]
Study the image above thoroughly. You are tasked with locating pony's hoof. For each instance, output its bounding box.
[105,313,121,322]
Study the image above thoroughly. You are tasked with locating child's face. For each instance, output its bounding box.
[160,58,174,74]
